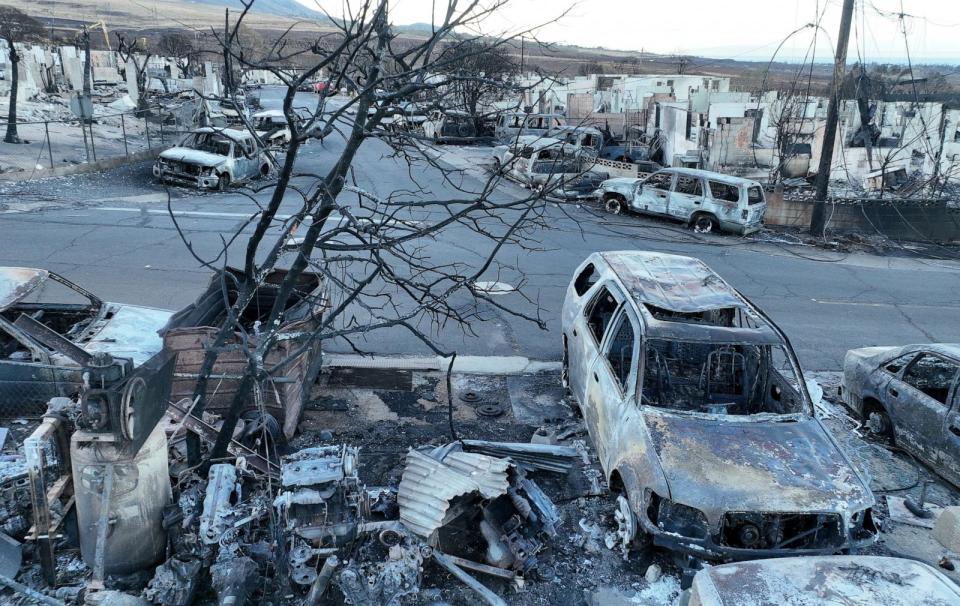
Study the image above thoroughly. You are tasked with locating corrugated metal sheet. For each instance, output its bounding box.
[398,449,511,538]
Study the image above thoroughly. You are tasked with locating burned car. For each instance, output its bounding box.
[678,556,960,606]
[422,109,477,143]
[252,110,292,147]
[841,343,960,487]
[492,136,609,199]
[561,251,877,562]
[0,267,172,414]
[597,168,766,235]
[153,127,272,190]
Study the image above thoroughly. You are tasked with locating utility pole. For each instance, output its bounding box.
[520,35,525,75]
[810,0,855,236]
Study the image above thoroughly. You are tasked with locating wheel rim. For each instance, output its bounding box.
[605,198,623,214]
[867,411,890,436]
[694,216,714,233]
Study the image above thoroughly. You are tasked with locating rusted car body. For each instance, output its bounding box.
[561,251,876,562]
[160,267,327,439]
[153,128,271,190]
[841,343,960,487]
[0,268,172,414]
[597,168,766,235]
[678,556,960,606]
[491,136,609,199]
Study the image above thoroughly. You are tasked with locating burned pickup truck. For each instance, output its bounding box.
[161,267,327,439]
[561,251,877,562]
[0,267,172,414]
[153,127,272,190]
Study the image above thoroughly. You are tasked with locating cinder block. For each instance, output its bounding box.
[932,506,960,552]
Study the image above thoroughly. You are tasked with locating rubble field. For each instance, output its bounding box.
[2,363,956,606]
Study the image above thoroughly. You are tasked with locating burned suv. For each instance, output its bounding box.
[154,127,271,190]
[561,251,876,561]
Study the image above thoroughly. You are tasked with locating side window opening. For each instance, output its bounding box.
[647,172,672,191]
[884,354,915,375]
[708,180,740,203]
[605,314,636,391]
[902,354,959,405]
[675,175,703,196]
[586,287,619,345]
[574,264,599,296]
[747,186,764,205]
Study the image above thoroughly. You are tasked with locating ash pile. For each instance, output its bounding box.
[0,351,578,605]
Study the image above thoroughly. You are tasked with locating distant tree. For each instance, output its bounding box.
[158,31,199,77]
[438,39,518,123]
[0,7,46,143]
[577,61,604,76]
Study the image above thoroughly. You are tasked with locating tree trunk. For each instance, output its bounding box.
[4,42,20,144]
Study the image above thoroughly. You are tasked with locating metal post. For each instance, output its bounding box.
[80,121,91,164]
[145,116,151,149]
[88,123,97,162]
[160,117,165,145]
[44,122,54,169]
[810,0,855,235]
[120,113,129,156]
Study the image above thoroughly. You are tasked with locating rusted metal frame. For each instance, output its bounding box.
[166,398,279,476]
[89,463,114,590]
[44,122,54,169]
[24,416,71,587]
[442,554,518,581]
[432,551,507,606]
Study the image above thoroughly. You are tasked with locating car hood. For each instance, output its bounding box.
[77,303,174,366]
[159,148,227,167]
[643,411,872,521]
[601,177,640,189]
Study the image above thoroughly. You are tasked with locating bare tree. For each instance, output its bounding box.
[116,33,153,110]
[437,38,518,128]
[0,7,45,143]
[173,0,567,467]
[158,31,200,77]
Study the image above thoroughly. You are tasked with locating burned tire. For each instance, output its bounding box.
[864,403,895,443]
[692,213,718,234]
[604,196,625,215]
[217,173,231,191]
[260,163,271,178]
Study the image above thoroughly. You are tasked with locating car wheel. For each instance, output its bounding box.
[865,406,894,442]
[692,213,718,234]
[604,196,625,215]
[217,173,231,191]
[492,158,502,175]
[561,340,570,392]
[260,163,270,178]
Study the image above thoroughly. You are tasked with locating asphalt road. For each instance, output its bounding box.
[1,88,958,371]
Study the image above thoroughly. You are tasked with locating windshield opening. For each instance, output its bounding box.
[641,339,807,416]
[185,133,233,156]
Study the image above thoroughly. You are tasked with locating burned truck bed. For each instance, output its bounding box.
[161,267,327,439]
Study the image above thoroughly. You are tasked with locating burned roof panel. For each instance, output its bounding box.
[0,268,49,311]
[398,449,511,538]
[600,251,745,314]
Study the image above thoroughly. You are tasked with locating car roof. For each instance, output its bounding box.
[253,110,285,119]
[693,556,960,605]
[654,167,761,187]
[907,343,960,360]
[597,251,779,343]
[0,267,49,311]
[190,127,255,141]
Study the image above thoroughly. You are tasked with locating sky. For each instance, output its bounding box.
[295,0,960,64]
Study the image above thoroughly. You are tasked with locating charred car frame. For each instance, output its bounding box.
[561,251,877,562]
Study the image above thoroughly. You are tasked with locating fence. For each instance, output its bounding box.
[0,100,198,181]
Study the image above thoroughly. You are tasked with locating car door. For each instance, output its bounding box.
[584,307,640,471]
[632,170,672,216]
[941,376,960,487]
[565,278,623,408]
[669,173,705,220]
[889,352,960,465]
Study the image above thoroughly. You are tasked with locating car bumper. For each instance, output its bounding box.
[154,165,220,189]
[638,515,876,562]
[721,220,764,235]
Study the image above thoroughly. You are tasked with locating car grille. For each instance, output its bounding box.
[720,512,844,550]
[163,161,202,176]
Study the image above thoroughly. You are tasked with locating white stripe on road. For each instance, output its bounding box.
[97,206,422,227]
[811,298,960,310]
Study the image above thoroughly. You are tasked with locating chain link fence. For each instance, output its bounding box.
[0,99,199,181]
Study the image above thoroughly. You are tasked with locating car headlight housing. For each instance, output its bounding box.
[648,494,710,540]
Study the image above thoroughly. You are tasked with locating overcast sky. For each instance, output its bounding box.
[298,0,960,64]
